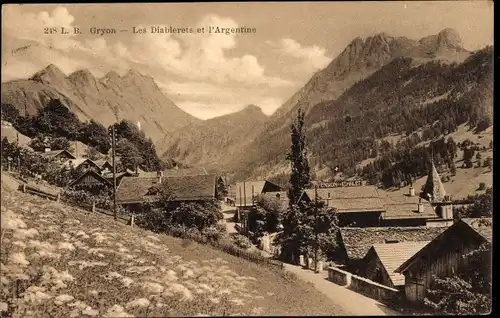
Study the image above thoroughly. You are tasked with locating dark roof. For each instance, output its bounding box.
[380,195,437,220]
[339,226,447,260]
[394,218,492,274]
[38,150,76,160]
[137,167,208,178]
[69,170,112,187]
[301,186,385,213]
[63,158,101,170]
[369,241,430,286]
[116,174,217,204]
[94,159,113,168]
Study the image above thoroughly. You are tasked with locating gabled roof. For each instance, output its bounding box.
[63,158,100,170]
[421,161,447,202]
[38,150,76,160]
[69,170,112,187]
[461,218,493,243]
[235,180,281,207]
[116,174,217,204]
[369,241,430,286]
[394,218,492,274]
[300,186,385,213]
[339,226,447,260]
[261,191,289,210]
[94,159,113,168]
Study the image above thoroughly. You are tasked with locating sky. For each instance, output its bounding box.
[1,2,494,119]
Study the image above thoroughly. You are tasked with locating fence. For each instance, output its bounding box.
[18,182,131,225]
[161,226,284,271]
[16,179,284,271]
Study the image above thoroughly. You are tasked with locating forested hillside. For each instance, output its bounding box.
[233,46,493,188]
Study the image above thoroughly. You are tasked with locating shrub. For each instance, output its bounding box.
[478,182,486,191]
[232,234,252,250]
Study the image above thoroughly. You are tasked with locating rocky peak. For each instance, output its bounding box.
[30,64,66,84]
[68,69,96,86]
[436,28,462,48]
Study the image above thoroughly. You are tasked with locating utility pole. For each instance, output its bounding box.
[110,125,117,220]
[314,185,319,272]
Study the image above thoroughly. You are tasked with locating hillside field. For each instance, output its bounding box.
[0,174,345,317]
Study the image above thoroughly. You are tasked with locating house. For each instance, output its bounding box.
[380,191,443,227]
[234,180,282,233]
[102,170,135,187]
[94,159,114,172]
[38,149,76,162]
[360,241,430,290]
[136,166,209,178]
[235,180,282,208]
[68,170,112,193]
[394,217,492,303]
[261,191,289,210]
[116,172,220,213]
[63,158,101,173]
[299,186,386,227]
[335,226,448,273]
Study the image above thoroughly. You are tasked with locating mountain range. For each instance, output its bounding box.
[1,65,199,143]
[1,28,493,183]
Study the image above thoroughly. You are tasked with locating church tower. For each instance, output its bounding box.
[420,157,453,221]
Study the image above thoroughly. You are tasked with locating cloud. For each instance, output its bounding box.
[268,38,332,71]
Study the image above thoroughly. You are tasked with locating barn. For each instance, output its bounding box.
[394,218,492,303]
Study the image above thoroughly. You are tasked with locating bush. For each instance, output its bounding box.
[232,234,252,250]
[478,182,486,191]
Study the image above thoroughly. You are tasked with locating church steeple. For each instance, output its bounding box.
[420,157,447,203]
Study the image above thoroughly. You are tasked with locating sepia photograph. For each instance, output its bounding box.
[0,1,493,316]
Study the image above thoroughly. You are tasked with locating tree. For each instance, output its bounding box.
[50,137,73,152]
[80,120,111,153]
[84,147,101,161]
[286,108,311,206]
[115,138,143,171]
[424,243,491,315]
[1,103,20,123]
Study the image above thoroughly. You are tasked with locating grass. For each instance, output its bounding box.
[1,174,345,317]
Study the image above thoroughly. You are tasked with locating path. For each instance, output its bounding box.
[283,264,402,316]
[220,203,238,234]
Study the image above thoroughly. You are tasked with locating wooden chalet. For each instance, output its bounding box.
[63,158,101,173]
[94,159,114,172]
[116,172,220,213]
[38,149,76,162]
[335,226,448,273]
[394,218,492,303]
[69,170,112,194]
[361,241,430,290]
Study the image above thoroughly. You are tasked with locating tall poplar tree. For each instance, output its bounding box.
[286,108,310,206]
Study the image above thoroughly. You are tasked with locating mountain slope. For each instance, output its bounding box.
[230,45,492,182]
[1,65,200,143]
[158,105,269,170]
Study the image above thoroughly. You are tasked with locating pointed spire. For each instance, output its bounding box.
[421,158,447,203]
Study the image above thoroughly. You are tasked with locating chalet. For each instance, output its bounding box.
[136,167,209,178]
[394,218,492,303]
[116,172,220,213]
[298,164,455,227]
[102,170,135,187]
[38,149,76,162]
[94,159,114,172]
[234,180,282,233]
[360,241,430,290]
[68,170,112,194]
[235,180,282,208]
[261,191,289,210]
[335,226,447,273]
[63,158,101,173]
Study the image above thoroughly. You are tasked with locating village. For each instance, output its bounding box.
[0,118,492,315]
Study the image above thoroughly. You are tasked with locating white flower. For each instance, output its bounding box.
[9,252,29,267]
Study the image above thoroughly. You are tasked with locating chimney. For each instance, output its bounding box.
[417,198,424,213]
[44,147,51,153]
[157,170,163,183]
[409,186,415,196]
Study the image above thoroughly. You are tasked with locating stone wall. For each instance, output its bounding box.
[327,266,403,305]
[327,266,351,286]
